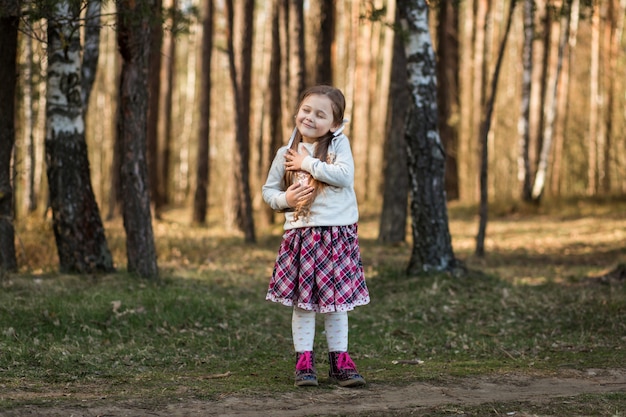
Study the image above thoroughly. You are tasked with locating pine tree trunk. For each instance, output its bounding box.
[45,1,114,273]
[192,0,214,224]
[398,0,457,274]
[117,0,159,279]
[0,3,19,272]
[436,0,461,201]
[378,5,408,245]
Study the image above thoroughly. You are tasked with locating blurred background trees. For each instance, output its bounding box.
[2,0,625,272]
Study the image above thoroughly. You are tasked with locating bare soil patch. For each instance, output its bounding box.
[3,368,625,416]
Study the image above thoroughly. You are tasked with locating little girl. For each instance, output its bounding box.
[262,85,370,387]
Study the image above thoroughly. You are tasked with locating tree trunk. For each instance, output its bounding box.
[518,0,533,201]
[45,1,114,273]
[81,0,101,113]
[436,0,461,201]
[147,0,163,215]
[475,0,516,257]
[192,0,214,225]
[398,0,457,274]
[0,2,19,272]
[587,1,600,195]
[22,23,38,213]
[288,0,305,112]
[307,0,333,85]
[117,0,159,279]
[225,0,256,242]
[262,0,283,225]
[378,5,408,245]
[530,0,571,201]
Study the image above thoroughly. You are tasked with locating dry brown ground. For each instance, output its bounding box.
[3,369,625,416]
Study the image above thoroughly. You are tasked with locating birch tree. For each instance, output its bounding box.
[398,0,458,274]
[45,0,114,273]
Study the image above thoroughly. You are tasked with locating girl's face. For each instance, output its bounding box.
[295,94,339,143]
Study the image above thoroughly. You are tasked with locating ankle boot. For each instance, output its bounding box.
[328,351,366,387]
[295,351,318,386]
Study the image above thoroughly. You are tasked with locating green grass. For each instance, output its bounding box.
[1,199,625,414]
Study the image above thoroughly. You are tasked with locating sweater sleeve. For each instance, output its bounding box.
[262,147,291,211]
[300,135,354,188]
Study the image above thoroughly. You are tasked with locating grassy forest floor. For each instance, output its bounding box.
[1,196,625,416]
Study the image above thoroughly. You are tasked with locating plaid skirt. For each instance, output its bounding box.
[266,224,370,313]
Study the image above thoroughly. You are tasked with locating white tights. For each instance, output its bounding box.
[291,307,349,353]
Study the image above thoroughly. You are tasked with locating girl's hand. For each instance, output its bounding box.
[284,147,309,171]
[285,182,313,208]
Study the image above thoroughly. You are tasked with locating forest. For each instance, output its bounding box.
[0,0,625,277]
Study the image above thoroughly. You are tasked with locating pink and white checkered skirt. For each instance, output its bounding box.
[266,224,370,313]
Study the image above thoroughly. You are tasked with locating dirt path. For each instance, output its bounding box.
[3,369,625,417]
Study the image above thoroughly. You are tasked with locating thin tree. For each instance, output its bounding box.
[475,0,516,256]
[0,0,19,272]
[225,0,256,242]
[45,0,114,273]
[378,5,409,245]
[192,0,214,224]
[117,0,159,279]
[518,0,534,201]
[398,0,458,274]
[147,0,163,215]
[530,0,572,201]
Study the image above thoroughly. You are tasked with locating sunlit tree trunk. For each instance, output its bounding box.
[46,1,114,273]
[475,0,516,256]
[117,0,159,279]
[530,0,571,201]
[0,0,19,272]
[81,0,101,113]
[587,1,600,195]
[225,0,256,242]
[378,5,408,245]
[551,0,580,196]
[21,24,38,213]
[398,0,458,274]
[288,0,305,111]
[192,0,214,224]
[518,0,534,201]
[436,0,460,201]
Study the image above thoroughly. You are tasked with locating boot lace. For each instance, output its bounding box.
[296,351,313,371]
[337,352,357,370]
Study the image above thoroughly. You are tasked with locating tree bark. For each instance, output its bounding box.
[518,0,533,201]
[192,0,214,224]
[531,0,571,201]
[436,0,460,201]
[0,1,19,272]
[146,0,163,215]
[398,0,457,274]
[307,0,333,85]
[475,0,516,256]
[225,0,256,242]
[81,0,102,113]
[45,1,114,273]
[378,5,408,245]
[117,0,159,279]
